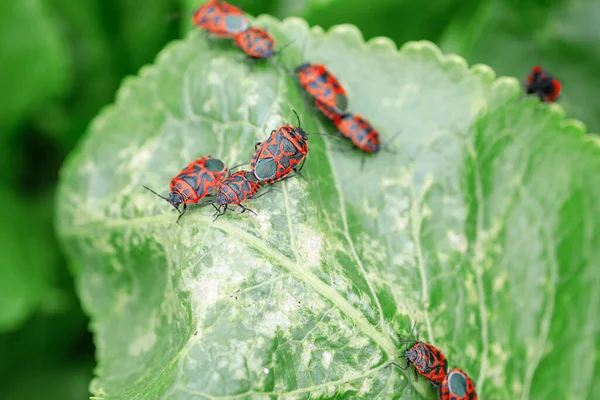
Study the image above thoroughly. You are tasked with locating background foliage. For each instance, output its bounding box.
[0,0,598,399]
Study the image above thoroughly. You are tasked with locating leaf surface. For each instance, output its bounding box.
[56,16,600,399]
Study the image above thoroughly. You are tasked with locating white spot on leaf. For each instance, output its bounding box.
[300,230,323,266]
[465,343,477,360]
[359,378,373,395]
[493,273,507,292]
[322,351,333,368]
[207,70,222,86]
[395,216,408,230]
[447,231,467,253]
[188,279,220,306]
[128,331,157,356]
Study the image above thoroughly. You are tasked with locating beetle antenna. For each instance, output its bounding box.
[286,37,308,76]
[143,185,170,202]
[396,321,419,349]
[381,129,402,153]
[409,321,419,343]
[389,129,402,144]
[197,199,217,205]
[165,12,183,23]
[165,4,199,24]
[274,39,296,57]
[292,109,302,128]
[229,163,246,173]
[308,131,342,140]
[530,43,543,67]
[292,109,342,141]
[300,36,308,65]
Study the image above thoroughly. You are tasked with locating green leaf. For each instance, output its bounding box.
[439,0,600,133]
[56,16,600,399]
[0,0,70,136]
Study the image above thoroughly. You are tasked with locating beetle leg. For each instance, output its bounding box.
[239,204,257,216]
[212,204,228,221]
[290,158,308,180]
[296,157,307,173]
[389,361,409,371]
[176,204,187,224]
[247,56,257,73]
[293,168,306,181]
[251,187,278,200]
[276,172,298,183]
[229,163,246,172]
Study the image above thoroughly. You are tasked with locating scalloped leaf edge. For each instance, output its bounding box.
[58,15,600,398]
[63,15,597,192]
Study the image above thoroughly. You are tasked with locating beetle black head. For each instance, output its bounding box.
[294,63,310,74]
[168,192,183,209]
[404,346,419,363]
[143,185,183,212]
[291,109,309,140]
[214,192,227,207]
[296,127,308,141]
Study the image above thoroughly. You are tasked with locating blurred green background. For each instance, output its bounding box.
[0,0,597,398]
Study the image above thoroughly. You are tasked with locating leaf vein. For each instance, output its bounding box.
[64,213,397,357]
[320,119,387,331]
[469,144,490,392]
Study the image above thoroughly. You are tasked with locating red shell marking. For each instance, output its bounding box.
[143,156,228,222]
[333,113,381,153]
[525,65,561,103]
[234,27,276,59]
[313,97,344,121]
[170,156,228,203]
[404,341,449,385]
[215,170,261,207]
[295,63,348,116]
[192,0,249,38]
[250,124,309,184]
[439,368,478,400]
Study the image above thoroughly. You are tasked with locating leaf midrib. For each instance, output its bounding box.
[62,213,398,359]
[176,362,392,399]
[319,119,387,332]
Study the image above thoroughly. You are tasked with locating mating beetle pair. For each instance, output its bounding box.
[524,65,561,103]
[296,62,384,154]
[143,157,261,223]
[391,323,478,400]
[193,0,285,61]
[193,1,389,156]
[145,111,326,222]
